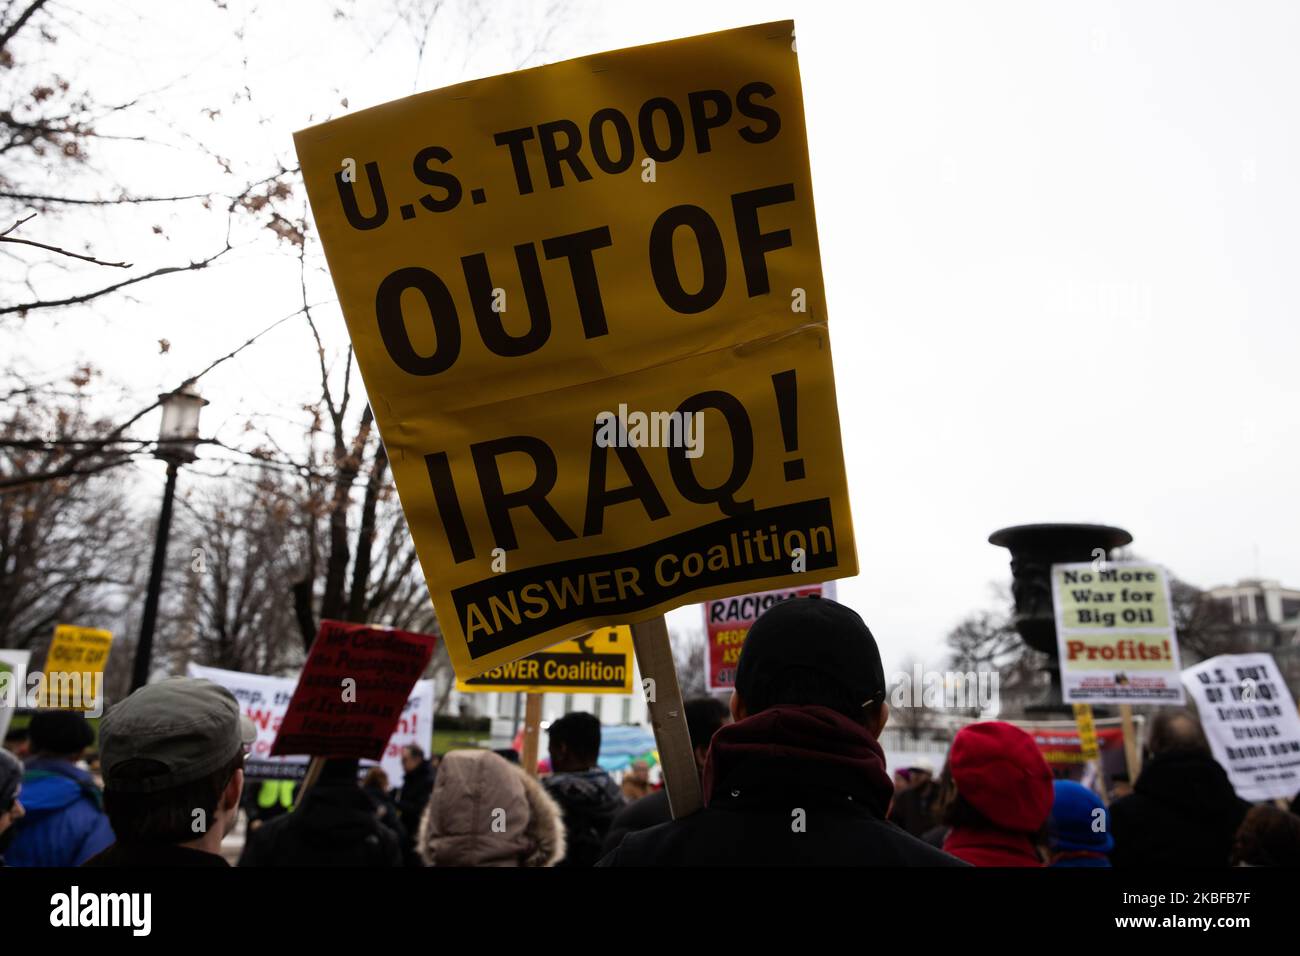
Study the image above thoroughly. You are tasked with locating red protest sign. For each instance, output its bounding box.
[703,582,836,691]
[270,620,438,760]
[1017,723,1125,767]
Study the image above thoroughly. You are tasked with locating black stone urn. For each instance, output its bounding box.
[988,523,1133,714]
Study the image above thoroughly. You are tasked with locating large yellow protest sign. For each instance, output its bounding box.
[456,626,635,695]
[295,21,856,679]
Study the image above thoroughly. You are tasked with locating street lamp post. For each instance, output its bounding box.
[130,386,208,693]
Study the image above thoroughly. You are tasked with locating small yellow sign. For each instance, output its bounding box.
[1072,703,1100,762]
[45,625,113,673]
[456,626,634,695]
[41,625,113,710]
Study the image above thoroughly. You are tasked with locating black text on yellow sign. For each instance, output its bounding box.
[456,626,634,695]
[294,21,857,679]
[45,625,113,672]
[1072,703,1101,762]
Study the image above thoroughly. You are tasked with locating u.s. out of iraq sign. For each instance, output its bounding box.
[295,21,856,680]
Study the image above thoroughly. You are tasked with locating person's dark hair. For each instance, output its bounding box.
[103,752,243,844]
[317,757,361,787]
[742,665,876,725]
[937,763,982,828]
[941,790,992,829]
[684,697,729,751]
[1231,805,1300,866]
[494,748,521,765]
[403,744,425,761]
[548,712,601,763]
[938,762,1050,852]
[1147,708,1209,758]
[28,710,94,755]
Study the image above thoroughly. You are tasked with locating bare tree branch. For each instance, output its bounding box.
[0,305,307,489]
[1,213,131,267]
[0,0,49,53]
[0,189,217,206]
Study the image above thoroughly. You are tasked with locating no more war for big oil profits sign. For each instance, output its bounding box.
[294,21,856,680]
[1051,562,1184,705]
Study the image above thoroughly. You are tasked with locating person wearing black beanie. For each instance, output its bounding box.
[600,597,965,867]
[28,711,95,755]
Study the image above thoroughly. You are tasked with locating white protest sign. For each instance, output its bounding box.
[0,649,31,744]
[1050,561,1184,704]
[187,663,435,788]
[1181,653,1300,802]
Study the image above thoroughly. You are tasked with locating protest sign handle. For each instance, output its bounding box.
[631,615,703,819]
[1119,704,1141,780]
[521,692,543,777]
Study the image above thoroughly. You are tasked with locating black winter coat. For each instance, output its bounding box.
[1109,750,1250,868]
[542,768,625,867]
[601,787,671,857]
[599,705,965,867]
[395,760,436,837]
[364,783,420,867]
[239,783,401,867]
[84,843,230,867]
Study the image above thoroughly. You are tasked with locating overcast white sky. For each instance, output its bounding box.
[9,0,1299,675]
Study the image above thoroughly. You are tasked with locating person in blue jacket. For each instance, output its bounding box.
[1047,779,1113,867]
[6,711,114,866]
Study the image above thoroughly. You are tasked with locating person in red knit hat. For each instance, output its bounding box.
[939,721,1055,866]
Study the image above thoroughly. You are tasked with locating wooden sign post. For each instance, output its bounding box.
[520,692,544,777]
[630,615,703,819]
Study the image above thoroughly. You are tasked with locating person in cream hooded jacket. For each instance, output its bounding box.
[417,749,565,867]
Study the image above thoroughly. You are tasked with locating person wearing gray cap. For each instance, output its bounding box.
[84,677,255,867]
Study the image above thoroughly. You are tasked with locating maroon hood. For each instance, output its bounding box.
[701,705,895,817]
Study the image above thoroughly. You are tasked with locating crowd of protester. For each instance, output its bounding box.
[3,597,1299,868]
